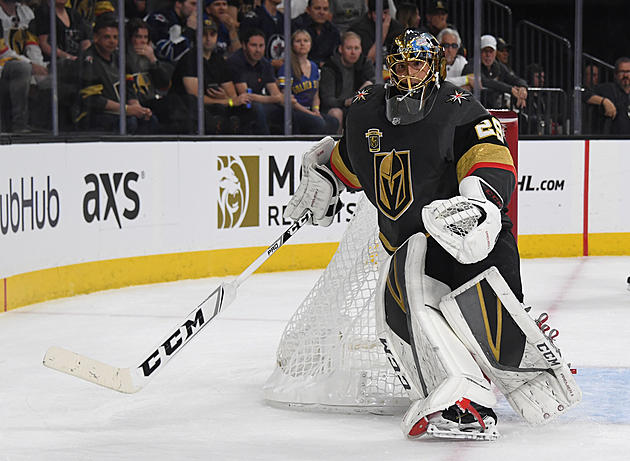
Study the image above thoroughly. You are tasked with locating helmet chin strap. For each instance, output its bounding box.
[396,86,425,115]
[397,87,422,102]
[385,77,441,126]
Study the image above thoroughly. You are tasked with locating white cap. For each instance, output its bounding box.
[480,35,497,50]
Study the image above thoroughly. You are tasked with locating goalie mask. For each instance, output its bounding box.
[385,31,446,125]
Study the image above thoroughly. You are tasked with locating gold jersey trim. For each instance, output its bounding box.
[456,143,515,183]
[330,142,362,189]
[80,84,105,99]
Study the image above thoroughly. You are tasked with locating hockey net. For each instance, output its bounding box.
[263,195,411,414]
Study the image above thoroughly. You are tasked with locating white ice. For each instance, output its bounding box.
[1,256,629,460]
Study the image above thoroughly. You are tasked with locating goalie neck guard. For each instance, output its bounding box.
[385,30,446,125]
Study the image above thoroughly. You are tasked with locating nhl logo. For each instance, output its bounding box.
[365,128,383,152]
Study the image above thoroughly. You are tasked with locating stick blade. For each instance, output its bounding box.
[43,346,140,394]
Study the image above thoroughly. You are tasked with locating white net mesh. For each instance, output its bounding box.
[263,194,411,414]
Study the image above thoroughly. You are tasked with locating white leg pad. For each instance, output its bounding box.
[374,233,496,437]
[439,267,582,425]
[399,306,497,436]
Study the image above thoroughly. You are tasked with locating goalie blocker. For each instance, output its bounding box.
[284,136,344,227]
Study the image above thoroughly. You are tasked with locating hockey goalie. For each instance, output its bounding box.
[280,30,581,441]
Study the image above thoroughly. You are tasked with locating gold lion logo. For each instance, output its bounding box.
[217,156,249,228]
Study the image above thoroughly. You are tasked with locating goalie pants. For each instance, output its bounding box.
[385,229,525,367]
[426,228,523,304]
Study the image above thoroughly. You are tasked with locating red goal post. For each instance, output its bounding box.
[489,109,519,241]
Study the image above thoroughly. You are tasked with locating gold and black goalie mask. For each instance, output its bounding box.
[385,31,446,125]
[386,30,444,94]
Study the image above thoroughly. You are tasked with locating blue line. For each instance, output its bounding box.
[571,367,630,423]
[495,367,630,424]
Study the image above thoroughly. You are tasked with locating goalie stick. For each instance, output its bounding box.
[43,210,313,394]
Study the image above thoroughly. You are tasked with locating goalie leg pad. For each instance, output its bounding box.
[375,233,497,438]
[439,267,582,425]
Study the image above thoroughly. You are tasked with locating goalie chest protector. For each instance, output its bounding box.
[340,82,492,253]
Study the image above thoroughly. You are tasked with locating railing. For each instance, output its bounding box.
[417,0,512,56]
[518,88,569,136]
[514,20,572,92]
[582,53,615,87]
[450,0,513,55]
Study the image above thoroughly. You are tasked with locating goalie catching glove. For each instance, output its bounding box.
[422,176,502,264]
[284,136,345,226]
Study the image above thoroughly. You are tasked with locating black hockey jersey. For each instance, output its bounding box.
[329,82,516,254]
[78,46,137,115]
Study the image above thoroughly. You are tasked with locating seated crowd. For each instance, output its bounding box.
[0,0,627,135]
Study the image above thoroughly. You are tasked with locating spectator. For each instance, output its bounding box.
[0,0,48,132]
[437,27,472,89]
[63,0,114,28]
[76,16,158,133]
[329,0,365,33]
[278,0,308,19]
[527,62,545,88]
[126,0,148,20]
[205,0,241,56]
[585,57,630,134]
[395,2,420,31]
[462,34,528,110]
[419,0,453,39]
[145,0,198,64]
[228,27,284,133]
[277,29,338,134]
[167,17,252,133]
[349,0,404,63]
[228,0,258,23]
[292,0,340,67]
[126,18,172,124]
[34,0,92,130]
[240,0,285,69]
[496,37,513,73]
[522,62,548,134]
[581,63,603,133]
[584,63,600,89]
[35,0,92,62]
[320,30,373,132]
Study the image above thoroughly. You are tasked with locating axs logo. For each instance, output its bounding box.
[83,172,140,228]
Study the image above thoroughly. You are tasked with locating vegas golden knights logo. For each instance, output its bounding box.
[132,72,152,98]
[374,150,413,220]
[365,128,383,152]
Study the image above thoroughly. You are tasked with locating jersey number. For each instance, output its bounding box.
[474,118,505,143]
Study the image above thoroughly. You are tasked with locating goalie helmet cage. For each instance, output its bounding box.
[263,195,411,415]
[263,113,518,415]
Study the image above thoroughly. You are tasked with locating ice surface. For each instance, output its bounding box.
[1,256,629,460]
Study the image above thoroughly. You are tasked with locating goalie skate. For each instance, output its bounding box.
[408,399,499,441]
[426,399,499,441]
